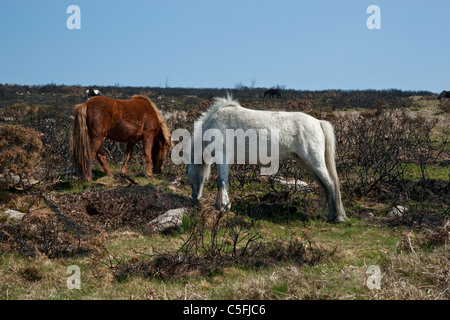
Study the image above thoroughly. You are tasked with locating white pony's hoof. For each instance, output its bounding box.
[214,202,231,211]
[333,216,347,223]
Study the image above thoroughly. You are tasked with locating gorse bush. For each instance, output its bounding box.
[0,124,42,188]
[439,99,450,114]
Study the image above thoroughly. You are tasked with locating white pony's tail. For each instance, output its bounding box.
[320,120,346,220]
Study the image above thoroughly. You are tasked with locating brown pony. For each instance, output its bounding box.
[72,95,173,181]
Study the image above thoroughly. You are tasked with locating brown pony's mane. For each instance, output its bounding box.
[131,95,173,148]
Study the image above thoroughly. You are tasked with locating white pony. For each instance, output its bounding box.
[187,96,347,223]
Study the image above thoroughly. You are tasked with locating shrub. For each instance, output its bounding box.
[439,99,450,114]
[0,124,42,188]
[335,109,444,199]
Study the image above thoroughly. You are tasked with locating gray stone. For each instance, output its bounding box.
[388,206,408,218]
[0,173,39,190]
[4,209,27,221]
[273,177,309,190]
[148,208,188,232]
[361,212,375,219]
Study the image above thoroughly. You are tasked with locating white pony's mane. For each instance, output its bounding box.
[198,94,241,125]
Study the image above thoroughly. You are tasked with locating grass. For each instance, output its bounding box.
[2,165,448,300]
[1,213,448,300]
[403,164,449,181]
[1,159,448,300]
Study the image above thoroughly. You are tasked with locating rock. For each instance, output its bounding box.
[148,208,188,232]
[162,111,173,120]
[3,209,27,221]
[0,173,39,190]
[388,205,408,218]
[170,177,182,185]
[361,212,375,219]
[273,177,309,189]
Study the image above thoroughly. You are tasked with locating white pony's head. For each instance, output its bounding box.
[187,94,234,202]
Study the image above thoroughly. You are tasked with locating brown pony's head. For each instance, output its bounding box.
[133,95,173,174]
[151,125,173,174]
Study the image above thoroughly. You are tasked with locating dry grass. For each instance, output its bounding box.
[1,209,448,300]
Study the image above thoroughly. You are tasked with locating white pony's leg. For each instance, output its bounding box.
[188,164,207,201]
[215,163,230,210]
[298,150,340,222]
[296,122,346,223]
[311,166,339,221]
[197,162,212,201]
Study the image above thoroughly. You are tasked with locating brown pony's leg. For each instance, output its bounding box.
[121,142,136,175]
[96,144,112,176]
[142,135,155,177]
[88,137,104,180]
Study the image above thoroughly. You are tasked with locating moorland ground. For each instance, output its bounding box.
[0,85,448,300]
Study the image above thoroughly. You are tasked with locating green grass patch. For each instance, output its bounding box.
[403,163,449,181]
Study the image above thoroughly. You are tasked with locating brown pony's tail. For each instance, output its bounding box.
[72,103,91,180]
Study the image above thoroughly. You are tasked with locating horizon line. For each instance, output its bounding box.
[0,83,440,94]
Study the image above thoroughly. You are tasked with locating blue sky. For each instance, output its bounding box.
[1,0,449,92]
